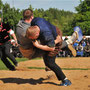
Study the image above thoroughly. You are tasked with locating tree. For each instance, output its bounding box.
[0,0,3,19]
[72,0,90,35]
[0,0,75,35]
[2,3,22,31]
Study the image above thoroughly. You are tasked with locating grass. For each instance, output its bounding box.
[0,57,43,70]
[0,57,90,71]
[0,58,28,70]
[62,68,90,70]
[28,67,90,70]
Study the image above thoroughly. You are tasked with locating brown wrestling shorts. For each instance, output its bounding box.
[19,46,45,59]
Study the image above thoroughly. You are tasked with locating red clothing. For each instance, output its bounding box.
[0,22,11,44]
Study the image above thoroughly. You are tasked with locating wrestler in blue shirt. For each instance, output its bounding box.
[31,17,58,47]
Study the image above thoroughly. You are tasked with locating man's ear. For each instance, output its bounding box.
[0,18,2,23]
[31,16,34,19]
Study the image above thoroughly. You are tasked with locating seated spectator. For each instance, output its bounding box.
[81,40,86,48]
[76,43,83,57]
[88,38,90,43]
[83,42,90,57]
[85,38,90,43]
[73,41,79,50]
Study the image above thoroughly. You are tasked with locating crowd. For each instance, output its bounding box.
[57,36,90,57]
[11,36,90,58]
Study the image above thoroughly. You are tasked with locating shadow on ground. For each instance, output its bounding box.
[0,77,59,86]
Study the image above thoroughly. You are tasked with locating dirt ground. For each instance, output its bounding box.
[0,57,90,90]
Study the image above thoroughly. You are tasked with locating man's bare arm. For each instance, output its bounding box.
[32,40,55,51]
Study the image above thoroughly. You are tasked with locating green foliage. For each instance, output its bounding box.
[1,2,22,30]
[0,0,3,8]
[72,0,90,35]
[0,0,89,35]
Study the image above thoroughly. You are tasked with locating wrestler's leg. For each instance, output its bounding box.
[61,31,78,57]
[43,53,66,80]
[56,26,77,57]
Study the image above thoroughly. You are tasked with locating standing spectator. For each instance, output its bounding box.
[64,36,68,41]
[0,17,18,71]
[88,38,90,43]
[82,35,86,42]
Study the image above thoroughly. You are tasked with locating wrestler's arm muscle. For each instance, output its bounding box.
[32,40,55,51]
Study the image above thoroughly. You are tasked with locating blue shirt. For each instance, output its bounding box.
[82,42,86,47]
[31,17,57,47]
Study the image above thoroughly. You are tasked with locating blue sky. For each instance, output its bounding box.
[2,0,81,12]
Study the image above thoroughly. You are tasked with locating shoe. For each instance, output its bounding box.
[45,66,51,72]
[60,79,72,86]
[66,31,78,45]
[9,67,16,71]
[10,68,16,71]
[68,44,76,57]
[14,62,19,67]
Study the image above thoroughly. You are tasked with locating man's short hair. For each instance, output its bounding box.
[26,26,39,38]
[23,9,33,20]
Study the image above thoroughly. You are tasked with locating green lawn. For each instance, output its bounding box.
[28,67,90,70]
[0,57,90,71]
[0,58,28,70]
[0,57,43,70]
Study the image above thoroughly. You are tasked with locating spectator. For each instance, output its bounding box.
[81,40,86,48]
[83,42,90,57]
[85,38,90,43]
[64,36,68,41]
[0,17,18,71]
[77,43,83,57]
[73,41,79,50]
[82,35,86,42]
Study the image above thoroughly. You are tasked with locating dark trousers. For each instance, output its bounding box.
[43,52,66,81]
[61,41,68,49]
[0,41,17,70]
